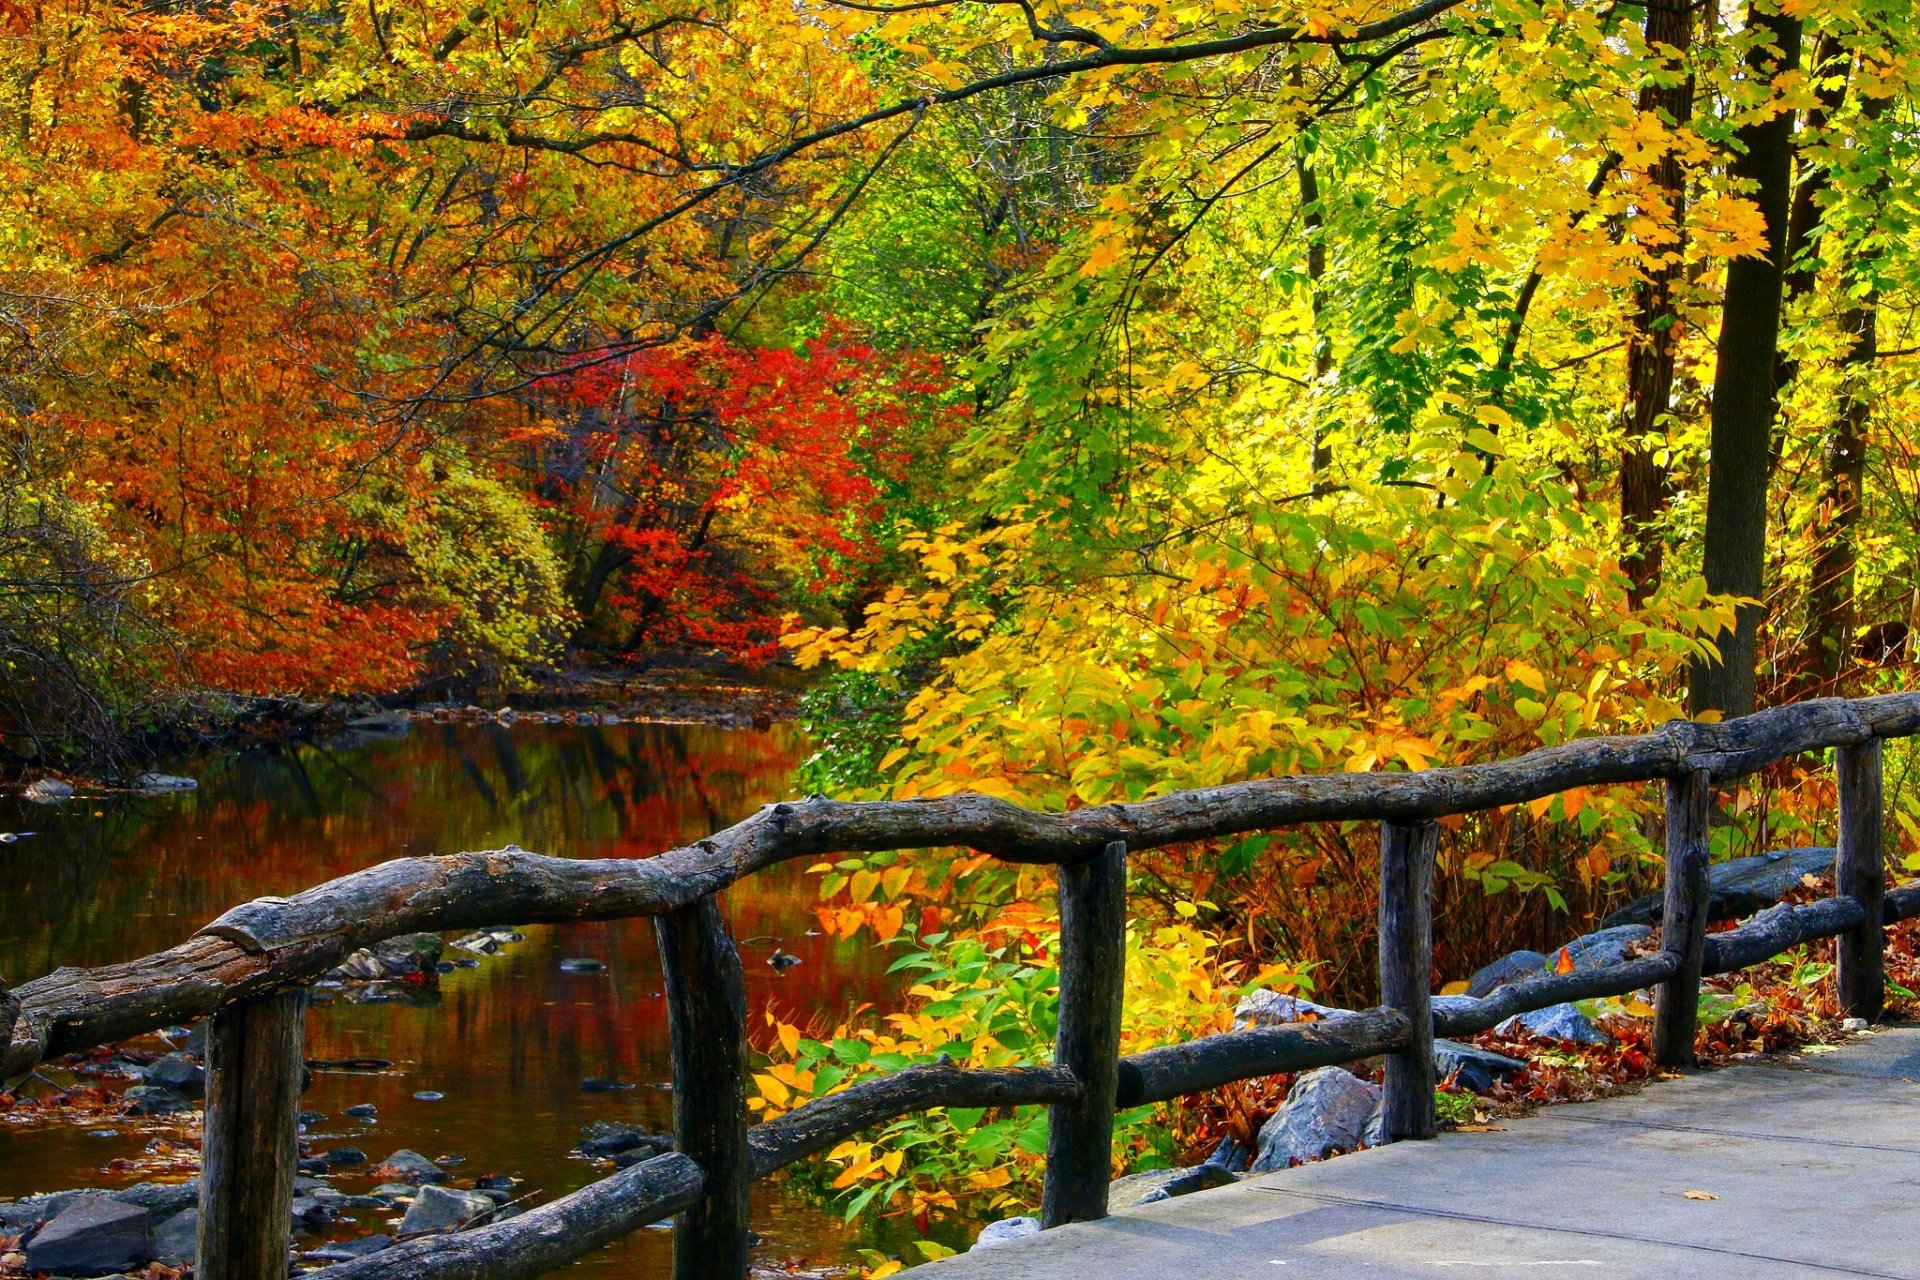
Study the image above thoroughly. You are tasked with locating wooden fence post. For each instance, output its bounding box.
[1041,840,1127,1228]
[1378,821,1437,1142]
[197,989,307,1280]
[1654,769,1711,1068]
[655,895,751,1280]
[1836,737,1886,1021]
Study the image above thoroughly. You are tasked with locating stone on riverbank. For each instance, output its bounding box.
[143,1053,205,1095]
[304,1235,395,1263]
[372,1149,448,1185]
[1251,1067,1380,1171]
[577,1122,673,1161]
[24,1197,151,1278]
[151,1207,196,1266]
[123,1085,193,1116]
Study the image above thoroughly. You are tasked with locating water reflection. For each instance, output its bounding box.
[0,720,917,1273]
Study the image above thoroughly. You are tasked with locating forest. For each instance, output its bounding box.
[3,0,1920,1273]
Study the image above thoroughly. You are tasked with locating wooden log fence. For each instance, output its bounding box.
[4,691,1920,1280]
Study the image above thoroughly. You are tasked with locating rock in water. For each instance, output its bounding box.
[144,1053,206,1095]
[22,776,75,804]
[328,933,445,982]
[25,1197,152,1277]
[1433,1040,1527,1093]
[151,1207,196,1265]
[135,773,197,793]
[1107,1163,1238,1211]
[123,1085,194,1116]
[1498,1002,1611,1045]
[1232,989,1353,1029]
[399,1185,497,1236]
[971,1216,1041,1251]
[558,956,604,973]
[1251,1067,1381,1171]
[371,1149,448,1185]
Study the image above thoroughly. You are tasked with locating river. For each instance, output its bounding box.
[0,717,962,1273]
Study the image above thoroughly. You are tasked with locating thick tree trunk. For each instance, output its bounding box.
[1691,2,1802,718]
[1619,0,1694,605]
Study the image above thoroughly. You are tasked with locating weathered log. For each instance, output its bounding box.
[0,979,17,1068]
[313,1152,704,1280]
[9,693,1920,1076]
[654,896,751,1280]
[1654,770,1711,1068]
[1885,878,1920,924]
[1703,896,1866,974]
[1431,953,1683,1038]
[1835,739,1885,1020]
[1116,1007,1413,1106]
[199,989,307,1280]
[1042,841,1127,1228]
[749,1062,1082,1177]
[1378,822,1437,1141]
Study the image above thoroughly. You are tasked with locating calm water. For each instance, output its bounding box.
[0,719,950,1273]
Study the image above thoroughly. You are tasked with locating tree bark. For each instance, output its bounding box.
[1691,2,1803,718]
[1619,0,1694,605]
[198,990,307,1280]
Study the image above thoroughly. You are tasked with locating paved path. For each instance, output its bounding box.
[925,1026,1920,1279]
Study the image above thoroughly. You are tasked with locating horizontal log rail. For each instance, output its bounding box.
[2,691,1915,1280]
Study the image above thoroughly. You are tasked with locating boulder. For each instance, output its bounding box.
[1498,1002,1611,1045]
[24,1197,152,1278]
[0,1193,82,1237]
[328,933,445,982]
[1202,1136,1252,1173]
[578,1122,672,1161]
[110,1183,198,1221]
[1603,847,1838,928]
[323,1146,368,1168]
[23,776,75,803]
[151,1208,196,1266]
[398,1185,496,1236]
[1250,1067,1381,1171]
[1465,950,1548,999]
[1232,990,1352,1029]
[135,773,198,793]
[971,1216,1041,1251]
[123,1085,194,1115]
[303,1235,395,1262]
[144,1053,205,1095]
[1553,924,1652,971]
[344,1103,379,1120]
[1107,1163,1237,1211]
[1433,1040,1526,1093]
[289,1196,335,1228]
[372,1149,448,1185]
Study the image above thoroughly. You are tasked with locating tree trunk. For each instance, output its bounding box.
[1803,83,1887,682]
[1297,150,1334,475]
[1691,2,1802,718]
[1618,0,1694,607]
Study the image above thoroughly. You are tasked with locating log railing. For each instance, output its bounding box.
[4,692,1918,1280]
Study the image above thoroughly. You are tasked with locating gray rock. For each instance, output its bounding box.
[451,931,501,955]
[25,1197,152,1277]
[1604,847,1838,928]
[303,1235,394,1262]
[0,1192,83,1237]
[398,1185,496,1236]
[559,957,604,973]
[1498,1002,1611,1045]
[971,1216,1041,1251]
[123,1085,194,1115]
[23,776,75,803]
[1202,1136,1252,1173]
[1107,1163,1237,1211]
[135,773,197,793]
[289,1195,335,1228]
[372,1149,448,1184]
[1466,950,1548,998]
[151,1208,196,1265]
[143,1053,205,1095]
[1554,924,1652,971]
[578,1122,672,1160]
[1232,990,1352,1029]
[345,1103,378,1120]
[323,1146,368,1167]
[1433,1040,1527,1093]
[328,933,445,982]
[1251,1067,1381,1171]
[109,1182,198,1220]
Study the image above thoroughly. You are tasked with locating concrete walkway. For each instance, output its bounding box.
[925,1027,1920,1278]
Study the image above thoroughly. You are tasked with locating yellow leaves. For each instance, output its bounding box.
[1504,658,1548,693]
[1689,192,1771,264]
